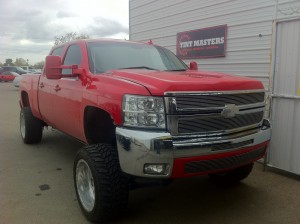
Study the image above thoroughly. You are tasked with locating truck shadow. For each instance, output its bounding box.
[120,169,271,224]
[41,128,84,155]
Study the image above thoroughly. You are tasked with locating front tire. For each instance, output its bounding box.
[209,163,254,185]
[20,107,43,144]
[74,143,129,222]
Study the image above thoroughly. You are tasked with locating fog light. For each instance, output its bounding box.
[144,164,170,175]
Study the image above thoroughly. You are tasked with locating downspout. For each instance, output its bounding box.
[264,0,279,170]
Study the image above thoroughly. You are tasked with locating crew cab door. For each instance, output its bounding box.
[38,47,64,126]
[52,44,84,139]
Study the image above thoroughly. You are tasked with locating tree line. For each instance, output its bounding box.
[0,58,45,69]
[0,32,89,69]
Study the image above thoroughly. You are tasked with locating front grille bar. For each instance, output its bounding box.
[184,146,265,174]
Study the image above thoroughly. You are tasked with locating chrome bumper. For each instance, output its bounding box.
[116,119,271,178]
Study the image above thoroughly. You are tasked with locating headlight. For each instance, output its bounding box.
[123,95,166,128]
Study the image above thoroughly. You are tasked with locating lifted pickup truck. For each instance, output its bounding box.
[19,39,271,222]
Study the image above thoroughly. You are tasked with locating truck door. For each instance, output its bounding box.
[38,47,64,126]
[52,44,84,140]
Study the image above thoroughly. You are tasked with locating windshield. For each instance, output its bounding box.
[87,41,188,73]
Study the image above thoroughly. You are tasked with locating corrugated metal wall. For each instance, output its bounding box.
[129,0,275,90]
[130,0,300,91]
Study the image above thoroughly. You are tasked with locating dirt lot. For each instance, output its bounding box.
[0,82,299,224]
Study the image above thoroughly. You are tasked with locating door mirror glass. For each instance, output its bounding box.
[45,55,62,79]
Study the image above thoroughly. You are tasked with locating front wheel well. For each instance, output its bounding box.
[84,106,116,145]
[21,91,30,107]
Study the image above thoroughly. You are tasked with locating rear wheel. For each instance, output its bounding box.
[209,163,254,185]
[74,143,129,222]
[20,107,43,144]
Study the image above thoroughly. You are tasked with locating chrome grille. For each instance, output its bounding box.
[165,90,265,136]
[176,92,264,109]
[178,111,263,134]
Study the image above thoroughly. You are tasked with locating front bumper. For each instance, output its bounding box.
[116,119,271,178]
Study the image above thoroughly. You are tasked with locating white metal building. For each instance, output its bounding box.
[129,0,300,175]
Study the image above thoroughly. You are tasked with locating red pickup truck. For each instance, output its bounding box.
[19,39,271,222]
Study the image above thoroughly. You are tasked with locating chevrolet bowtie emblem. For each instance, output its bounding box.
[221,104,239,118]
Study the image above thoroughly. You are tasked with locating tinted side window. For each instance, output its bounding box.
[62,45,82,75]
[51,47,64,56]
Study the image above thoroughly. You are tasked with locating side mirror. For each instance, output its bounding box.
[189,61,198,71]
[45,55,62,79]
[45,55,84,79]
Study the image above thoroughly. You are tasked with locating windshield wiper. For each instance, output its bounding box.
[120,66,158,70]
[165,69,187,71]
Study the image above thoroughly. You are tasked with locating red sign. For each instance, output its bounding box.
[176,25,227,59]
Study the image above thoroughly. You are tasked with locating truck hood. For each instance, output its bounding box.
[109,69,264,95]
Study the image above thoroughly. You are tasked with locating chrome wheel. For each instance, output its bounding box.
[76,159,95,212]
[20,110,26,139]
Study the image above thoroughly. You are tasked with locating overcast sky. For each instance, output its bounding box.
[0,0,129,65]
